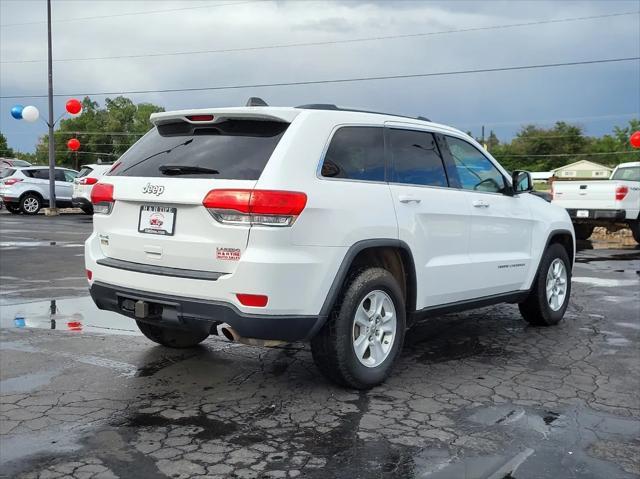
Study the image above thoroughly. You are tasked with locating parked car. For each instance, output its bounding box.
[0,158,32,169]
[86,101,575,389]
[552,161,640,242]
[72,164,113,214]
[0,166,79,214]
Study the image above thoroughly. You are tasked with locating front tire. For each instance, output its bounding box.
[573,223,594,241]
[519,243,571,326]
[136,321,209,348]
[20,194,41,215]
[311,267,406,389]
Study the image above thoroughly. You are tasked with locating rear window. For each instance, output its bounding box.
[24,169,49,180]
[320,127,385,181]
[109,119,289,179]
[0,168,16,179]
[611,166,640,182]
[77,167,93,178]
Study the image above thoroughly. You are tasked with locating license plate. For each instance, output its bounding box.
[138,205,176,236]
[576,210,589,218]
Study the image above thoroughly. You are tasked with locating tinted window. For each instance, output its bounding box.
[611,166,640,182]
[389,129,448,187]
[54,170,67,181]
[28,169,49,180]
[64,170,77,182]
[445,136,505,193]
[321,127,385,181]
[109,119,288,179]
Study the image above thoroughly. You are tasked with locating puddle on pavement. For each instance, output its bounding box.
[0,296,139,335]
[0,241,84,249]
[572,277,639,287]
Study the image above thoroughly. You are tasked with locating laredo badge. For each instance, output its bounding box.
[216,248,241,261]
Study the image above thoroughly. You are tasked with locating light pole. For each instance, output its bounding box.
[45,0,57,216]
[10,1,83,216]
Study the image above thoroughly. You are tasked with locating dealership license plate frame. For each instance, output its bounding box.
[138,205,177,236]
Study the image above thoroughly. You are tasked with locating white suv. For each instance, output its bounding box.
[86,101,575,389]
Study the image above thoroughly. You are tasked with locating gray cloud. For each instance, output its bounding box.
[1,0,638,153]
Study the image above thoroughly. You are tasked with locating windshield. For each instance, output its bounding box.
[108,119,289,180]
[11,159,31,167]
[611,166,640,182]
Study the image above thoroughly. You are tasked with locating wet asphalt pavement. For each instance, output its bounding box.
[0,213,639,479]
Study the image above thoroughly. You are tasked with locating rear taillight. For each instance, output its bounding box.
[187,114,214,122]
[91,183,114,214]
[615,185,628,201]
[86,269,93,281]
[79,177,98,185]
[203,189,307,227]
[3,178,23,186]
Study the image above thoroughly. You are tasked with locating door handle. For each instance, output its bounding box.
[472,200,490,208]
[398,196,421,204]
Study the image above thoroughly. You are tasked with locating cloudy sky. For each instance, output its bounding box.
[1,0,639,154]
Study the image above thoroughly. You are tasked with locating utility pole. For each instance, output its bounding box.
[45,0,58,216]
[481,125,486,151]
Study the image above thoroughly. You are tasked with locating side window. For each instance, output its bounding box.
[32,169,49,180]
[445,136,505,193]
[389,129,448,187]
[321,127,385,181]
[54,169,67,182]
[64,170,78,182]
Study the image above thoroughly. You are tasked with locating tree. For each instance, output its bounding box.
[34,96,164,169]
[0,131,14,157]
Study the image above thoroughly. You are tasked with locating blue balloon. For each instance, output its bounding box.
[11,105,24,120]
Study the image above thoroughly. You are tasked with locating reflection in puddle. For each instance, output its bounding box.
[1,297,139,335]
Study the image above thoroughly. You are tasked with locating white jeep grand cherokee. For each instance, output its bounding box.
[86,100,575,389]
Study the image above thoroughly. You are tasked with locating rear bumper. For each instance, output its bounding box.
[567,208,626,221]
[72,197,92,209]
[90,281,323,341]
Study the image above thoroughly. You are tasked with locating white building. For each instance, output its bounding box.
[551,160,613,179]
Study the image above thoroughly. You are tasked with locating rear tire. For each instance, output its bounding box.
[630,221,640,244]
[136,321,209,348]
[519,243,571,326]
[311,267,406,389]
[6,204,21,214]
[20,194,41,215]
[573,223,594,241]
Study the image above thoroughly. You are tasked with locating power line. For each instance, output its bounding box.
[3,11,636,65]
[0,1,259,28]
[459,112,639,128]
[2,56,638,100]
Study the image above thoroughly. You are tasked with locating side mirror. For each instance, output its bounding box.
[511,170,533,194]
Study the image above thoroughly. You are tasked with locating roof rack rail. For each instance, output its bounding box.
[246,97,268,107]
[295,104,430,122]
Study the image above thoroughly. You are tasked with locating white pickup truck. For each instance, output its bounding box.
[552,161,640,242]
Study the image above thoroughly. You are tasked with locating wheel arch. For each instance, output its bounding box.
[546,229,575,268]
[309,239,417,339]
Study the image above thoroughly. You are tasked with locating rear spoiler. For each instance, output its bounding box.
[150,108,300,126]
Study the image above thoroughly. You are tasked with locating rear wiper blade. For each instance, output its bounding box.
[159,165,220,175]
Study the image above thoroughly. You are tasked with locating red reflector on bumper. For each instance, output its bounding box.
[86,269,93,280]
[236,293,268,307]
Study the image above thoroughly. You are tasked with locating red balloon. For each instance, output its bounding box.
[67,138,80,151]
[65,98,82,115]
[630,131,640,149]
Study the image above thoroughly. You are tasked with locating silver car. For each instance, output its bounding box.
[0,166,79,214]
